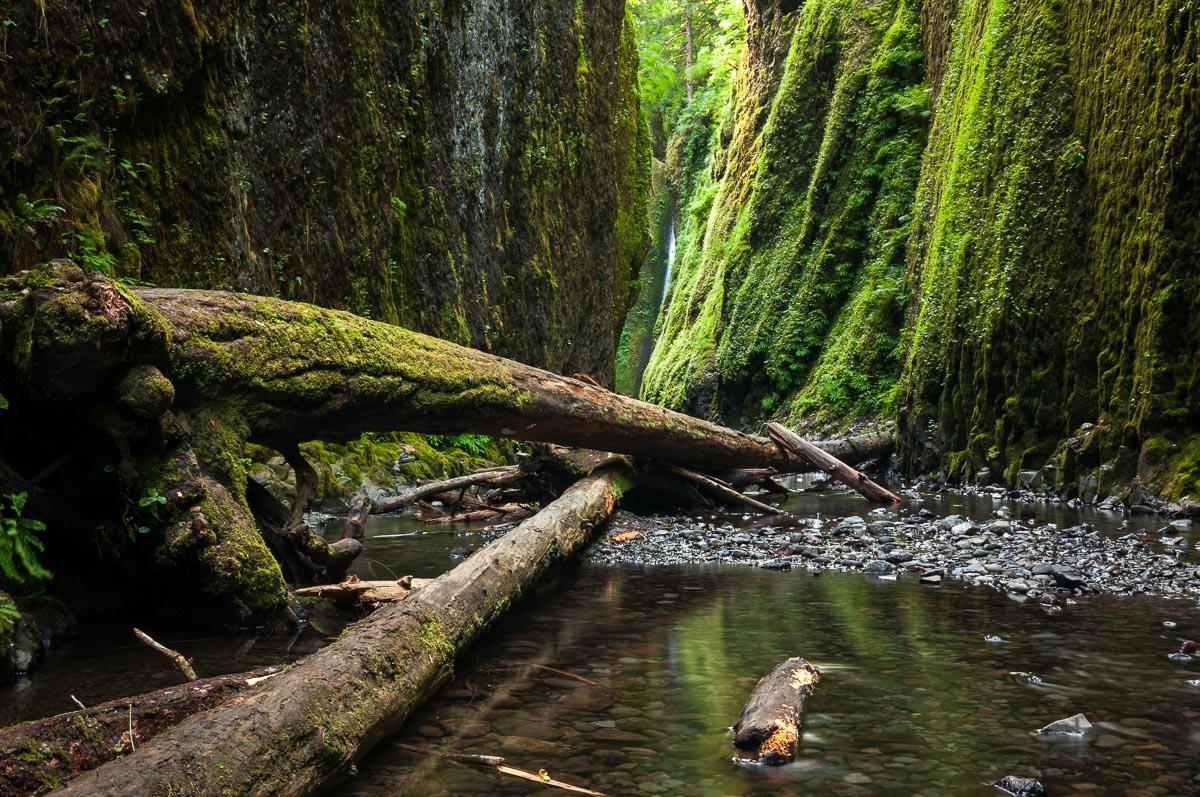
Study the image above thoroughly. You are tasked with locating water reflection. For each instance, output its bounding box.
[340,565,1200,797]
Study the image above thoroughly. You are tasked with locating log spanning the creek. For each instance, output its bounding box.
[733,657,822,765]
[56,467,633,796]
[0,264,895,627]
[767,423,901,504]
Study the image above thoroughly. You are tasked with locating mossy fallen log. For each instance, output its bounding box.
[0,667,280,797]
[0,264,892,627]
[56,466,633,797]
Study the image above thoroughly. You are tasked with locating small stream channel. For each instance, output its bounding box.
[1,490,1198,795]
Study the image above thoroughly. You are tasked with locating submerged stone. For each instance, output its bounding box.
[1036,713,1092,736]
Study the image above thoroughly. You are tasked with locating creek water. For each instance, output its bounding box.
[1,491,1197,796]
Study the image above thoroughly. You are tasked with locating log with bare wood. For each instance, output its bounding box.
[0,667,279,797]
[660,463,784,515]
[55,466,633,796]
[766,423,901,504]
[293,576,431,607]
[733,657,822,765]
[369,466,521,515]
[132,628,198,682]
[811,425,895,465]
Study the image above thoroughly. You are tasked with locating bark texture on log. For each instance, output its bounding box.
[660,463,783,515]
[57,467,633,797]
[810,425,895,465]
[733,657,821,765]
[0,668,278,797]
[369,466,520,515]
[131,286,806,472]
[767,423,901,504]
[0,265,892,626]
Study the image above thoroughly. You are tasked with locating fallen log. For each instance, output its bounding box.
[811,425,895,464]
[57,466,633,796]
[0,265,890,625]
[718,467,788,494]
[661,463,783,515]
[733,657,822,765]
[0,667,279,797]
[293,577,431,608]
[370,466,521,515]
[766,423,901,504]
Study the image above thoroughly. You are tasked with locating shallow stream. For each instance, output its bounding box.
[1,490,1197,796]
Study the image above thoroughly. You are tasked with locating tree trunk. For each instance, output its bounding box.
[684,4,695,103]
[56,466,633,797]
[0,265,889,626]
[369,466,520,515]
[810,425,895,465]
[733,657,821,765]
[0,667,279,797]
[660,463,783,515]
[767,423,901,504]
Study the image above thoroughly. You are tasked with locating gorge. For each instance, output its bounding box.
[0,1,1197,795]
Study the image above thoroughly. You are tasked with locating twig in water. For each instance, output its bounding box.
[133,627,198,681]
[69,694,86,710]
[521,662,602,687]
[394,742,607,796]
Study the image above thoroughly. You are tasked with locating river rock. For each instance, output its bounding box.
[1037,713,1092,736]
[993,775,1046,797]
[1049,566,1086,589]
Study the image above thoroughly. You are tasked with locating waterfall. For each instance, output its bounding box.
[659,219,677,308]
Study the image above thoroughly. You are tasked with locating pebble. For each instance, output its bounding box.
[586,503,1200,601]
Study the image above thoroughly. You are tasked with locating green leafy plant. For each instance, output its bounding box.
[0,492,51,583]
[426,433,492,457]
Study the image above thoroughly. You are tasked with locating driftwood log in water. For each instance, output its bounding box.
[767,423,901,504]
[57,467,632,796]
[733,657,822,765]
[0,667,279,796]
[0,265,893,626]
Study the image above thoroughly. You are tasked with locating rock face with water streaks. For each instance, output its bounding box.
[640,0,1199,502]
[0,0,649,383]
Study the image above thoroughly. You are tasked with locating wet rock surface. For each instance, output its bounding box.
[586,494,1200,602]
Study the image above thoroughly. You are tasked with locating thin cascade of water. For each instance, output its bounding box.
[659,219,677,308]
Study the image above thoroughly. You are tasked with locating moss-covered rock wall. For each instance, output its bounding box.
[642,0,1199,501]
[614,156,673,396]
[0,0,649,382]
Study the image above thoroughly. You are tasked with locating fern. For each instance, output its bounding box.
[0,492,51,583]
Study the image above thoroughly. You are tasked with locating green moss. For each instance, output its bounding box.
[1,0,649,384]
[641,0,1198,500]
[644,0,927,427]
[299,431,508,501]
